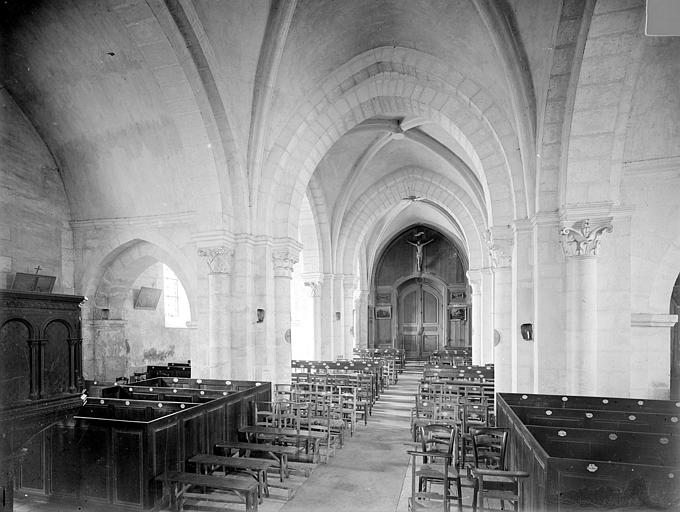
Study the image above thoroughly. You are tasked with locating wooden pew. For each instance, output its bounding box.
[157,471,259,512]
[501,392,680,414]
[510,405,680,434]
[526,425,678,467]
[497,393,680,511]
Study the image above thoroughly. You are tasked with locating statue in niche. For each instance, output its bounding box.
[407,235,434,272]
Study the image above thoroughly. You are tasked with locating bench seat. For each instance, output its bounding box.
[158,470,258,512]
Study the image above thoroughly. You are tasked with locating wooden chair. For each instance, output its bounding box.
[468,427,529,511]
[411,398,438,442]
[470,469,529,512]
[408,424,463,512]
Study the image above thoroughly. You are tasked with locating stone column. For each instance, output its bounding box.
[304,279,323,359]
[533,212,565,393]
[513,220,534,392]
[631,313,678,399]
[355,289,369,349]
[333,275,344,359]
[467,269,483,365]
[320,273,336,359]
[273,250,298,385]
[198,245,234,379]
[480,268,494,364]
[487,228,513,394]
[561,218,612,395]
[341,276,357,358]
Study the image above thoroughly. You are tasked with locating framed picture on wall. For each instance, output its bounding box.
[375,305,392,319]
[449,289,466,302]
[134,286,162,310]
[449,306,467,321]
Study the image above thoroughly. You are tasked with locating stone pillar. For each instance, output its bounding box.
[533,212,566,393]
[630,314,677,399]
[467,269,483,365]
[480,268,494,364]
[273,249,298,385]
[304,279,323,359]
[198,246,234,379]
[355,289,369,349]
[488,228,513,394]
[561,218,612,395]
[333,275,344,359]
[320,273,336,359]
[513,220,534,392]
[343,276,357,359]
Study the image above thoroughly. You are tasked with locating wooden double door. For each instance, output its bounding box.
[398,281,442,359]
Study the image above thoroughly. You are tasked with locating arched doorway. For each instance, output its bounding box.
[370,225,469,356]
[398,278,443,359]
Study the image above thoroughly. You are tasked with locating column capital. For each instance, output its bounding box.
[560,218,612,257]
[198,245,235,273]
[304,280,322,297]
[273,250,298,278]
[485,229,513,268]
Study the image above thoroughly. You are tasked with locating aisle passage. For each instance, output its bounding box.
[279,364,422,512]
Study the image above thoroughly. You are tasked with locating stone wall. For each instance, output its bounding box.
[0,89,73,293]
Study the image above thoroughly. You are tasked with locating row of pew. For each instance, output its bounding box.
[498,392,680,510]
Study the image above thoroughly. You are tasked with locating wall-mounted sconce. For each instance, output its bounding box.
[520,323,533,341]
[256,308,265,323]
[335,311,341,321]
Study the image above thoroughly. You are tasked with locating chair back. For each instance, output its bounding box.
[469,427,509,470]
[420,423,459,466]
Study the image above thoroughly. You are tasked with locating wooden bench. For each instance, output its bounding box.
[215,441,298,482]
[189,453,275,502]
[239,425,325,463]
[157,470,259,512]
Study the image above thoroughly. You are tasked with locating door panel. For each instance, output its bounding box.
[399,283,442,359]
[400,289,419,358]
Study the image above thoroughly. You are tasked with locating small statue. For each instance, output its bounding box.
[407,237,433,272]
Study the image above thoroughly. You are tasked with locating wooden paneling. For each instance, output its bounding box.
[498,393,680,511]
[43,321,70,397]
[13,381,270,510]
[0,320,30,405]
[113,430,143,506]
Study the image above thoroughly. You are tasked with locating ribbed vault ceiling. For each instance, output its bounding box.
[1,0,565,271]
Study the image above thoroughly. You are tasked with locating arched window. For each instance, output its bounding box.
[163,264,191,328]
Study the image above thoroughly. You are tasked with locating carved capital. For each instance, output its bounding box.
[272,250,298,278]
[485,230,512,268]
[198,246,234,274]
[560,218,612,257]
[304,281,321,297]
